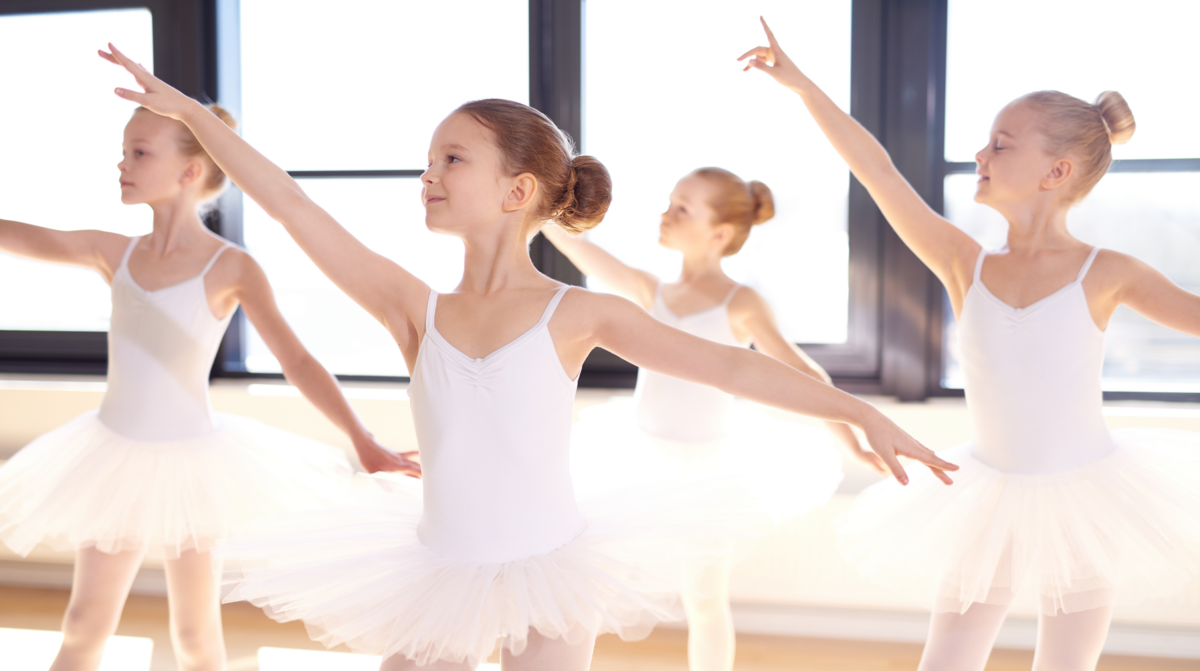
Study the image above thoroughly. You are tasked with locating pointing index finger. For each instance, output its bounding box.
[760,16,780,48]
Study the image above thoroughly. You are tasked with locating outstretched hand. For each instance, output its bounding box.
[99,43,198,119]
[737,17,809,92]
[859,412,958,486]
[355,437,422,478]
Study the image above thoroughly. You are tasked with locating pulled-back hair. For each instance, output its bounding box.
[137,103,238,202]
[455,99,611,233]
[1018,90,1135,202]
[690,167,774,256]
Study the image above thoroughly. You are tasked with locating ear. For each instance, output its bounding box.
[710,222,736,248]
[502,172,539,214]
[1041,157,1074,191]
[179,158,205,189]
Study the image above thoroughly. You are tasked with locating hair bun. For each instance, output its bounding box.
[748,180,775,226]
[555,155,611,234]
[205,103,239,132]
[1094,91,1134,146]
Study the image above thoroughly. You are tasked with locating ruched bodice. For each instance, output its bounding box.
[410,286,585,563]
[634,283,747,443]
[961,247,1114,473]
[98,236,233,441]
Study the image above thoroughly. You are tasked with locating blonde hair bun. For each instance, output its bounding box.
[748,180,775,226]
[1095,91,1135,146]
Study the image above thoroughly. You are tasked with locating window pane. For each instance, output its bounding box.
[240,0,528,171]
[0,9,153,331]
[583,0,851,344]
[945,0,1200,161]
[243,178,462,376]
[942,172,1200,392]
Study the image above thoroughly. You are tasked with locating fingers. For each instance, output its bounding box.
[760,16,780,47]
[737,46,770,62]
[114,87,148,105]
[927,465,954,485]
[742,57,772,74]
[877,449,909,486]
[97,49,118,65]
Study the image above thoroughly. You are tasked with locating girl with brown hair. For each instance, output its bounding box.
[102,44,954,670]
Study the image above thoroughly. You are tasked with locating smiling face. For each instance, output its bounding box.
[658,174,729,254]
[421,112,517,237]
[117,110,202,206]
[974,101,1070,208]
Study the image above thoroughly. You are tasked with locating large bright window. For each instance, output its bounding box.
[238,0,528,375]
[0,9,154,331]
[941,0,1200,393]
[583,0,852,345]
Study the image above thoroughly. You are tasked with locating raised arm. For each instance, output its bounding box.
[229,250,420,477]
[561,291,956,485]
[0,219,129,281]
[540,224,659,308]
[100,45,428,344]
[739,19,980,303]
[732,288,886,475]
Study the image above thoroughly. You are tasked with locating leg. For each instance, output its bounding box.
[680,559,735,671]
[917,589,1015,671]
[163,549,226,671]
[379,654,475,671]
[1032,605,1114,671]
[501,630,596,671]
[50,546,146,671]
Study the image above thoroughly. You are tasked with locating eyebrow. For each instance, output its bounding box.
[996,130,1015,138]
[441,143,470,153]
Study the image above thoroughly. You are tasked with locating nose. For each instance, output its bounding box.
[421,166,435,183]
[975,147,986,166]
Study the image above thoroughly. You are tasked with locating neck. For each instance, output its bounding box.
[677,248,727,284]
[457,217,543,295]
[996,197,1075,255]
[145,198,209,251]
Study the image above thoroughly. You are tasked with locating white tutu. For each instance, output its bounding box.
[835,428,1200,615]
[0,410,355,559]
[215,470,776,667]
[571,399,844,522]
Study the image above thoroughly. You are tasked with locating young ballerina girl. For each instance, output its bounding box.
[541,168,885,671]
[740,17,1200,671]
[0,102,419,671]
[102,44,956,670]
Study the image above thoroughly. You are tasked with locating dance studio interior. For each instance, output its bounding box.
[1,0,1198,669]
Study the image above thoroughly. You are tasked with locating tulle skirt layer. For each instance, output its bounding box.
[0,411,354,559]
[835,428,1200,615]
[571,399,844,522]
[215,470,777,667]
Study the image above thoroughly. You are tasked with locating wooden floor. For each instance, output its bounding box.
[0,585,1193,670]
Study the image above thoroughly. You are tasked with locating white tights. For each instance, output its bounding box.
[50,546,227,671]
[680,559,735,671]
[918,590,1113,671]
[379,630,596,671]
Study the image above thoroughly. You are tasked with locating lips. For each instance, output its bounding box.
[424,196,445,205]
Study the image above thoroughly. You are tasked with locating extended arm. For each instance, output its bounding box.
[234,253,420,476]
[0,219,128,281]
[739,19,979,301]
[101,46,428,346]
[540,224,659,309]
[577,293,956,485]
[1104,251,1200,338]
[735,289,886,474]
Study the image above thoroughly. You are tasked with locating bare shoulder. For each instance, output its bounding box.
[727,285,770,315]
[86,230,137,272]
[205,243,267,291]
[553,285,646,333]
[1087,247,1153,285]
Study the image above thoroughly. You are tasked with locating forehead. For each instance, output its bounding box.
[992,100,1039,135]
[124,109,180,141]
[671,174,716,203]
[430,112,493,152]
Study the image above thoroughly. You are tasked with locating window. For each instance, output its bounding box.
[0,8,154,332]
[582,0,853,347]
[236,0,528,376]
[941,0,1200,395]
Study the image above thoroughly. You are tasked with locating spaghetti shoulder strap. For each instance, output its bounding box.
[538,285,572,326]
[720,283,743,307]
[117,236,140,271]
[1075,246,1103,283]
[199,244,234,278]
[972,248,988,284]
[425,288,440,332]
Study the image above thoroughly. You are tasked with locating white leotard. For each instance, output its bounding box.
[963,246,1113,473]
[634,283,746,443]
[412,285,585,563]
[99,236,234,441]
